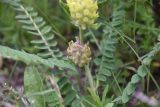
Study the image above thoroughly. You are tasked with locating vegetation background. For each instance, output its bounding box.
[0,0,160,107]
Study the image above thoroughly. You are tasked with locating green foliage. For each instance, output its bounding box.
[4,0,62,58]
[57,76,80,106]
[24,66,64,107]
[43,75,81,107]
[1,0,160,107]
[122,65,149,103]
[105,103,114,107]
[98,5,125,81]
[0,45,76,71]
[0,2,31,49]
[44,89,62,107]
[82,88,114,107]
[24,66,45,107]
[122,41,160,103]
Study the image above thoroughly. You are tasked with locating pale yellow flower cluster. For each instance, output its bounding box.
[66,0,98,29]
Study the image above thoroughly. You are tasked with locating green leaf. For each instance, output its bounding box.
[122,88,130,103]
[41,26,52,34]
[122,65,149,104]
[7,0,63,58]
[22,25,36,31]
[112,96,122,103]
[98,5,125,82]
[98,75,107,81]
[102,85,109,105]
[16,14,28,19]
[64,91,76,105]
[87,88,101,107]
[44,89,61,107]
[71,98,82,107]
[105,103,114,107]
[57,76,79,106]
[131,74,141,84]
[48,58,76,71]
[33,17,43,23]
[0,45,76,71]
[137,65,149,77]
[126,83,136,95]
[83,96,100,107]
[24,66,45,107]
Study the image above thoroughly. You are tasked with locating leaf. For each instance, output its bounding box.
[71,98,83,107]
[16,14,28,19]
[102,85,109,105]
[122,88,130,103]
[87,88,101,107]
[122,65,149,104]
[7,0,63,58]
[24,66,45,107]
[64,91,76,105]
[83,96,100,107]
[44,89,61,107]
[105,103,114,107]
[0,45,76,71]
[131,74,141,84]
[112,96,122,103]
[137,65,149,77]
[33,17,43,23]
[126,83,136,95]
[98,6,125,82]
[98,75,107,81]
[57,76,79,106]
[48,58,76,71]
[41,26,52,34]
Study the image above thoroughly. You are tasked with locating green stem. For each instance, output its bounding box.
[133,0,137,42]
[148,72,160,92]
[9,61,18,81]
[79,27,83,43]
[111,71,122,94]
[48,75,65,107]
[85,64,95,92]
[147,73,150,94]
[89,29,101,51]
[142,78,145,91]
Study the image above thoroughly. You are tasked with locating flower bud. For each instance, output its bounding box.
[67,39,91,67]
[66,0,98,29]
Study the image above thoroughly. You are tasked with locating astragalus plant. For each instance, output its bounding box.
[0,0,160,107]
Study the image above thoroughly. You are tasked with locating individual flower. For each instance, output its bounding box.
[66,0,98,29]
[67,39,91,67]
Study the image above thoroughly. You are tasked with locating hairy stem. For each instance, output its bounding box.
[79,27,83,43]
[48,75,65,107]
[85,64,96,92]
[111,71,122,94]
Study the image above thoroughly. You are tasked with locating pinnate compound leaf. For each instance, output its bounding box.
[0,45,76,71]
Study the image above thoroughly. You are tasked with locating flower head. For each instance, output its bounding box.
[66,0,98,29]
[67,39,91,67]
